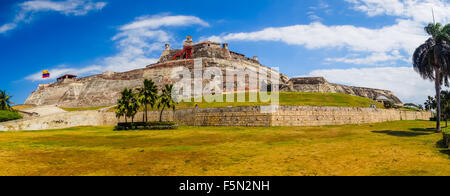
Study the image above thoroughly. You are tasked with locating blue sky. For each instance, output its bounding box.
[1,0,449,105]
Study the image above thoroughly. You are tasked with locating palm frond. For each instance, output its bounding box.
[413,38,436,80]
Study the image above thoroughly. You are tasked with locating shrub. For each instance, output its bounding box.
[443,128,450,148]
[115,121,177,131]
[0,110,22,122]
[384,101,395,109]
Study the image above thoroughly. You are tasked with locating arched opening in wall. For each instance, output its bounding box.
[267,84,273,92]
[260,80,272,92]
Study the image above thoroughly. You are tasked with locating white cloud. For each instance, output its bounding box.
[326,50,409,65]
[120,15,209,30]
[307,1,331,22]
[206,0,450,65]
[25,14,208,81]
[20,0,106,16]
[307,12,323,22]
[206,20,426,56]
[306,67,435,104]
[0,0,107,34]
[0,23,17,34]
[347,0,450,24]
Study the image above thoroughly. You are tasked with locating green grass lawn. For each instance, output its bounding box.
[443,127,450,134]
[0,110,22,122]
[0,120,448,176]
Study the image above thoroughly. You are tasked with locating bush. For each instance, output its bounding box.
[117,122,175,127]
[115,121,177,131]
[0,110,23,122]
[384,101,395,109]
[443,128,450,148]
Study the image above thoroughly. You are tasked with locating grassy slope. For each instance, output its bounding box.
[0,110,22,122]
[0,120,448,176]
[130,92,385,111]
[60,106,112,112]
[177,92,385,109]
[11,105,36,111]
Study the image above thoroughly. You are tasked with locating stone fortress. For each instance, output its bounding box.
[0,36,430,131]
[25,36,402,107]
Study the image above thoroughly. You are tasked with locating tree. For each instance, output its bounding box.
[0,90,14,111]
[413,23,450,133]
[115,88,138,123]
[127,91,139,123]
[116,89,130,123]
[417,104,424,111]
[440,90,450,127]
[157,84,177,122]
[424,96,436,111]
[404,103,420,109]
[136,79,158,123]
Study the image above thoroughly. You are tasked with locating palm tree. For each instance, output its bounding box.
[157,84,177,122]
[417,104,424,111]
[116,89,131,123]
[127,91,139,123]
[413,23,450,133]
[115,100,126,123]
[136,79,158,123]
[0,90,14,111]
[441,90,450,128]
[115,88,139,123]
[424,96,436,111]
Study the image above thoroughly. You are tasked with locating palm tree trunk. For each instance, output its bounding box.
[145,104,148,123]
[435,68,442,133]
[160,105,166,122]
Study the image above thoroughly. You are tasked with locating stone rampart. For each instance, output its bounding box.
[0,106,432,131]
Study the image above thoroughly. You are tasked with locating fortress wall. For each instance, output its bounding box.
[114,106,432,127]
[271,106,431,127]
[0,106,432,131]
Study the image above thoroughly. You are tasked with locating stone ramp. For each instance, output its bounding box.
[0,105,117,131]
[0,110,117,131]
[20,105,67,117]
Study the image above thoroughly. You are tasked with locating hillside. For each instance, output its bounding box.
[0,111,22,122]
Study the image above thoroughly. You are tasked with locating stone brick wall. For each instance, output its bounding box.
[271,106,431,126]
[122,106,432,127]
